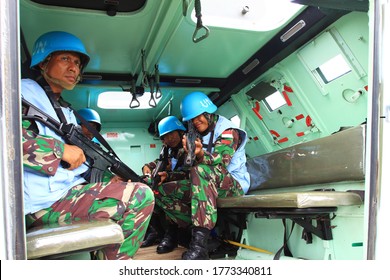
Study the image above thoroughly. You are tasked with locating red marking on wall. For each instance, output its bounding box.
[284,85,293,93]
[106,132,118,138]
[364,85,368,91]
[150,144,156,148]
[252,101,263,120]
[282,91,292,106]
[253,136,259,141]
[278,137,289,143]
[270,130,280,137]
[296,132,305,137]
[270,130,289,143]
[295,114,304,120]
[306,115,312,127]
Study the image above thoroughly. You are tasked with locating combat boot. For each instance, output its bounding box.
[182,227,210,260]
[140,227,159,248]
[141,212,165,247]
[156,223,178,254]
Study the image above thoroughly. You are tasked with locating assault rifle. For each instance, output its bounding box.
[184,121,201,166]
[151,145,169,188]
[22,98,142,183]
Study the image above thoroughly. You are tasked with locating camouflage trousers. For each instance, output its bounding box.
[155,163,244,230]
[25,180,154,260]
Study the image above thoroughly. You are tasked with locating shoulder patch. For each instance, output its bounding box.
[221,131,233,138]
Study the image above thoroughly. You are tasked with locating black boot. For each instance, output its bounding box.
[141,226,159,248]
[141,212,165,248]
[178,226,191,249]
[156,223,178,254]
[182,227,210,260]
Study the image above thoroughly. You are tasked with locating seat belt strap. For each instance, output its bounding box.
[273,219,295,260]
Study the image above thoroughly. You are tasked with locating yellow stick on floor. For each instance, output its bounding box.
[225,240,273,255]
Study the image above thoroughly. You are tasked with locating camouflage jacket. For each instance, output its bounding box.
[22,119,64,176]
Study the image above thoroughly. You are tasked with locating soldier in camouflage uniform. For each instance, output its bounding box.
[154,91,250,260]
[142,116,188,187]
[22,31,154,260]
[141,116,191,252]
[76,107,102,142]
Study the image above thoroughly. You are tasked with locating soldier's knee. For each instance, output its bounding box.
[125,182,155,208]
[143,184,155,204]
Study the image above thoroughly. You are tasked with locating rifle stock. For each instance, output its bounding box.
[22,98,141,183]
[151,145,169,188]
[184,121,200,166]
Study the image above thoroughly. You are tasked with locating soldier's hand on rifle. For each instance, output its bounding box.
[157,171,168,186]
[182,135,188,152]
[183,137,203,155]
[194,138,204,159]
[142,165,152,176]
[62,144,86,170]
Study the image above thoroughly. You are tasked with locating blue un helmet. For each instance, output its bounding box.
[180,91,217,121]
[30,31,90,71]
[77,108,101,132]
[158,116,186,138]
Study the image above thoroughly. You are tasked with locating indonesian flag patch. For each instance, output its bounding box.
[221,130,233,145]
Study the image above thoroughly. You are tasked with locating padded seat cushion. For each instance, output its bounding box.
[26,219,124,259]
[247,125,366,191]
[217,191,363,209]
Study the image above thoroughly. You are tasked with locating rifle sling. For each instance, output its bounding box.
[72,109,119,158]
[36,78,120,159]
[201,129,215,153]
[35,78,69,124]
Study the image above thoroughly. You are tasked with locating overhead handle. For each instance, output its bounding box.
[192,0,209,43]
[129,79,140,108]
[154,64,162,99]
[141,49,149,87]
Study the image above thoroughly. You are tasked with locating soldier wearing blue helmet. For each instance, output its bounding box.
[158,115,186,138]
[21,31,154,260]
[77,108,102,141]
[154,91,250,260]
[142,116,187,178]
[141,116,191,251]
[30,31,90,90]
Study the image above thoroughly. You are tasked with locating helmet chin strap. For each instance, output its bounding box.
[199,113,215,136]
[41,68,79,91]
[204,113,212,124]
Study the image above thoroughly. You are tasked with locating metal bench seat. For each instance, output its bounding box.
[214,125,366,249]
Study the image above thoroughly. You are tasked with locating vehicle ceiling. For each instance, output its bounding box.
[19,0,368,124]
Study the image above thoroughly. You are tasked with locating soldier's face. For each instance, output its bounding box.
[81,125,93,140]
[40,51,81,92]
[162,131,181,148]
[192,114,208,133]
[81,122,99,140]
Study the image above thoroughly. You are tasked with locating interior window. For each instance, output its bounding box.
[230,115,241,127]
[316,54,351,84]
[263,90,287,112]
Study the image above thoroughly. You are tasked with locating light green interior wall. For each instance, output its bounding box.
[282,12,369,136]
[231,12,369,157]
[100,124,162,175]
[225,10,369,258]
